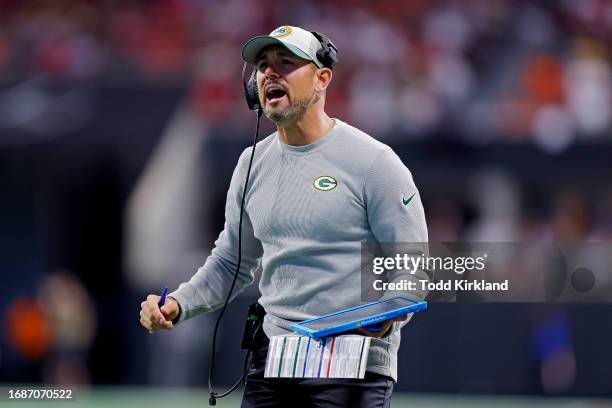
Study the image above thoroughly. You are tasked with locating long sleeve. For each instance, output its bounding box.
[364,148,430,331]
[169,148,264,323]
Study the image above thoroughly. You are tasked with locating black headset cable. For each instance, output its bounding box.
[208,108,261,406]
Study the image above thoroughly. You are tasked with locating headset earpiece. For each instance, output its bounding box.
[242,62,262,116]
[311,31,338,70]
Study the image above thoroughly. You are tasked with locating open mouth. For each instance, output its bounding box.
[265,87,287,104]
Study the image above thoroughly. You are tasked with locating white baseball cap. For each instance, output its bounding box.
[242,25,324,68]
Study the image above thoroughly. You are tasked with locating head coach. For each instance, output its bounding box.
[139,25,429,407]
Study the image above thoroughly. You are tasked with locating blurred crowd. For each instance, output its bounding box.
[0,0,611,148]
[426,169,612,242]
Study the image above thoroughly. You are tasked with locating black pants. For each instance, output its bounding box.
[241,335,394,408]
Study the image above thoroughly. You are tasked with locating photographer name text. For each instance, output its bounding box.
[373,279,509,291]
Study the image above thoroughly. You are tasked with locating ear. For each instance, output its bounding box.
[314,67,333,93]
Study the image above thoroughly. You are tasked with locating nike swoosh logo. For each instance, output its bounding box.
[402,193,416,206]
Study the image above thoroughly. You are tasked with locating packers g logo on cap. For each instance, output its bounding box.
[313,175,338,191]
[270,25,292,38]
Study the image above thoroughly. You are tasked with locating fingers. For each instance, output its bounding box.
[392,314,409,322]
[356,321,394,338]
[139,295,174,333]
[355,327,374,336]
[159,297,180,321]
[146,294,159,303]
[158,316,174,329]
[160,300,177,316]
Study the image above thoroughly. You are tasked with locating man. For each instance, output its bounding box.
[139,25,428,407]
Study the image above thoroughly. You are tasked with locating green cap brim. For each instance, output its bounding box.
[241,36,313,65]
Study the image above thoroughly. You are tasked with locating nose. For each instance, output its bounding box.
[262,62,281,79]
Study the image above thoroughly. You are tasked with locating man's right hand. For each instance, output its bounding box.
[139,294,179,333]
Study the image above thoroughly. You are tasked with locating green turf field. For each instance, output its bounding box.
[2,387,609,408]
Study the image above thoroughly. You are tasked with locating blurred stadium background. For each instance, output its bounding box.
[1,0,611,406]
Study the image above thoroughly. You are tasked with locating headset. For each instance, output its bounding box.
[312,31,339,70]
[242,63,262,115]
[207,31,338,407]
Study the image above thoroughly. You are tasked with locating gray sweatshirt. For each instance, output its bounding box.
[169,119,428,381]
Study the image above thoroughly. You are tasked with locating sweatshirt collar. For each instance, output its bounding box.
[277,119,339,155]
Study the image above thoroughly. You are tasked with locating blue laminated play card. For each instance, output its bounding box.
[290,296,427,340]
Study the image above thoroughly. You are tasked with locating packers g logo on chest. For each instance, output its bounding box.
[313,175,338,191]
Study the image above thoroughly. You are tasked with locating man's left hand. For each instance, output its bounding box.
[355,315,408,338]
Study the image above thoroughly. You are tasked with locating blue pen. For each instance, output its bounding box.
[158,287,168,307]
